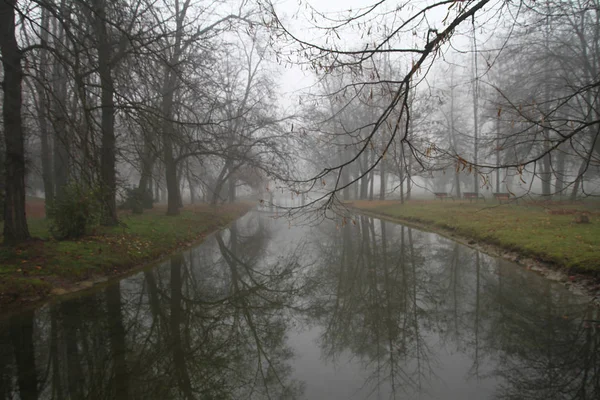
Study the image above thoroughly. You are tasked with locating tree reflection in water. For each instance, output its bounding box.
[304,217,435,398]
[0,212,597,399]
[0,213,306,399]
[304,215,599,399]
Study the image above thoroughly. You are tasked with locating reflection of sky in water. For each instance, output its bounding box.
[0,211,596,400]
[285,214,594,399]
[289,323,499,400]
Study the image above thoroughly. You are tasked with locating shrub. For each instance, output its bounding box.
[121,187,153,214]
[49,183,102,240]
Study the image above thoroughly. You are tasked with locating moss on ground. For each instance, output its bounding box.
[0,203,253,305]
[350,199,600,275]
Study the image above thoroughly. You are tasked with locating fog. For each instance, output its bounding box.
[1,0,599,233]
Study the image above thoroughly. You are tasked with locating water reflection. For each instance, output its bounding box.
[0,214,305,399]
[303,217,599,399]
[0,212,597,399]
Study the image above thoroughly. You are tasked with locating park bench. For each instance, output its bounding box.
[493,192,515,204]
[433,192,453,201]
[463,192,485,202]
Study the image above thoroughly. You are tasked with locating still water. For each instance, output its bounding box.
[0,211,598,399]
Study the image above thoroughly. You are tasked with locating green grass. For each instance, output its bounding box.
[0,203,253,305]
[351,199,600,275]
[0,277,51,305]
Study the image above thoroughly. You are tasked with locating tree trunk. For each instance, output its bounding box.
[360,153,369,199]
[472,25,479,195]
[37,8,54,212]
[570,158,587,201]
[472,98,479,195]
[92,0,118,225]
[164,143,179,215]
[148,175,153,200]
[138,151,154,196]
[368,169,374,201]
[1,0,30,243]
[540,9,552,199]
[449,69,461,199]
[161,0,192,215]
[337,148,350,200]
[379,160,385,201]
[397,151,405,204]
[176,164,184,208]
[495,116,500,194]
[341,166,350,200]
[51,9,69,200]
[161,64,180,215]
[404,144,412,201]
[554,146,566,196]
[400,174,405,204]
[211,161,230,206]
[541,139,552,197]
[454,170,461,198]
[154,179,160,203]
[406,164,412,201]
[186,162,194,204]
[570,176,580,201]
[227,171,236,203]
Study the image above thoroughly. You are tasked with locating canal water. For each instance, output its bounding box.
[0,211,598,399]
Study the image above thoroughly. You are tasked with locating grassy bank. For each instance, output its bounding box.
[0,202,253,306]
[350,200,600,276]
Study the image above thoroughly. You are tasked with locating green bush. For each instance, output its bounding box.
[49,183,102,240]
[121,187,153,214]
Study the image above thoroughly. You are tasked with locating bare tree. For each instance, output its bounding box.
[259,0,495,217]
[1,0,30,242]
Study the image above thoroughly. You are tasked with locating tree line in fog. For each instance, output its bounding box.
[2,0,600,242]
